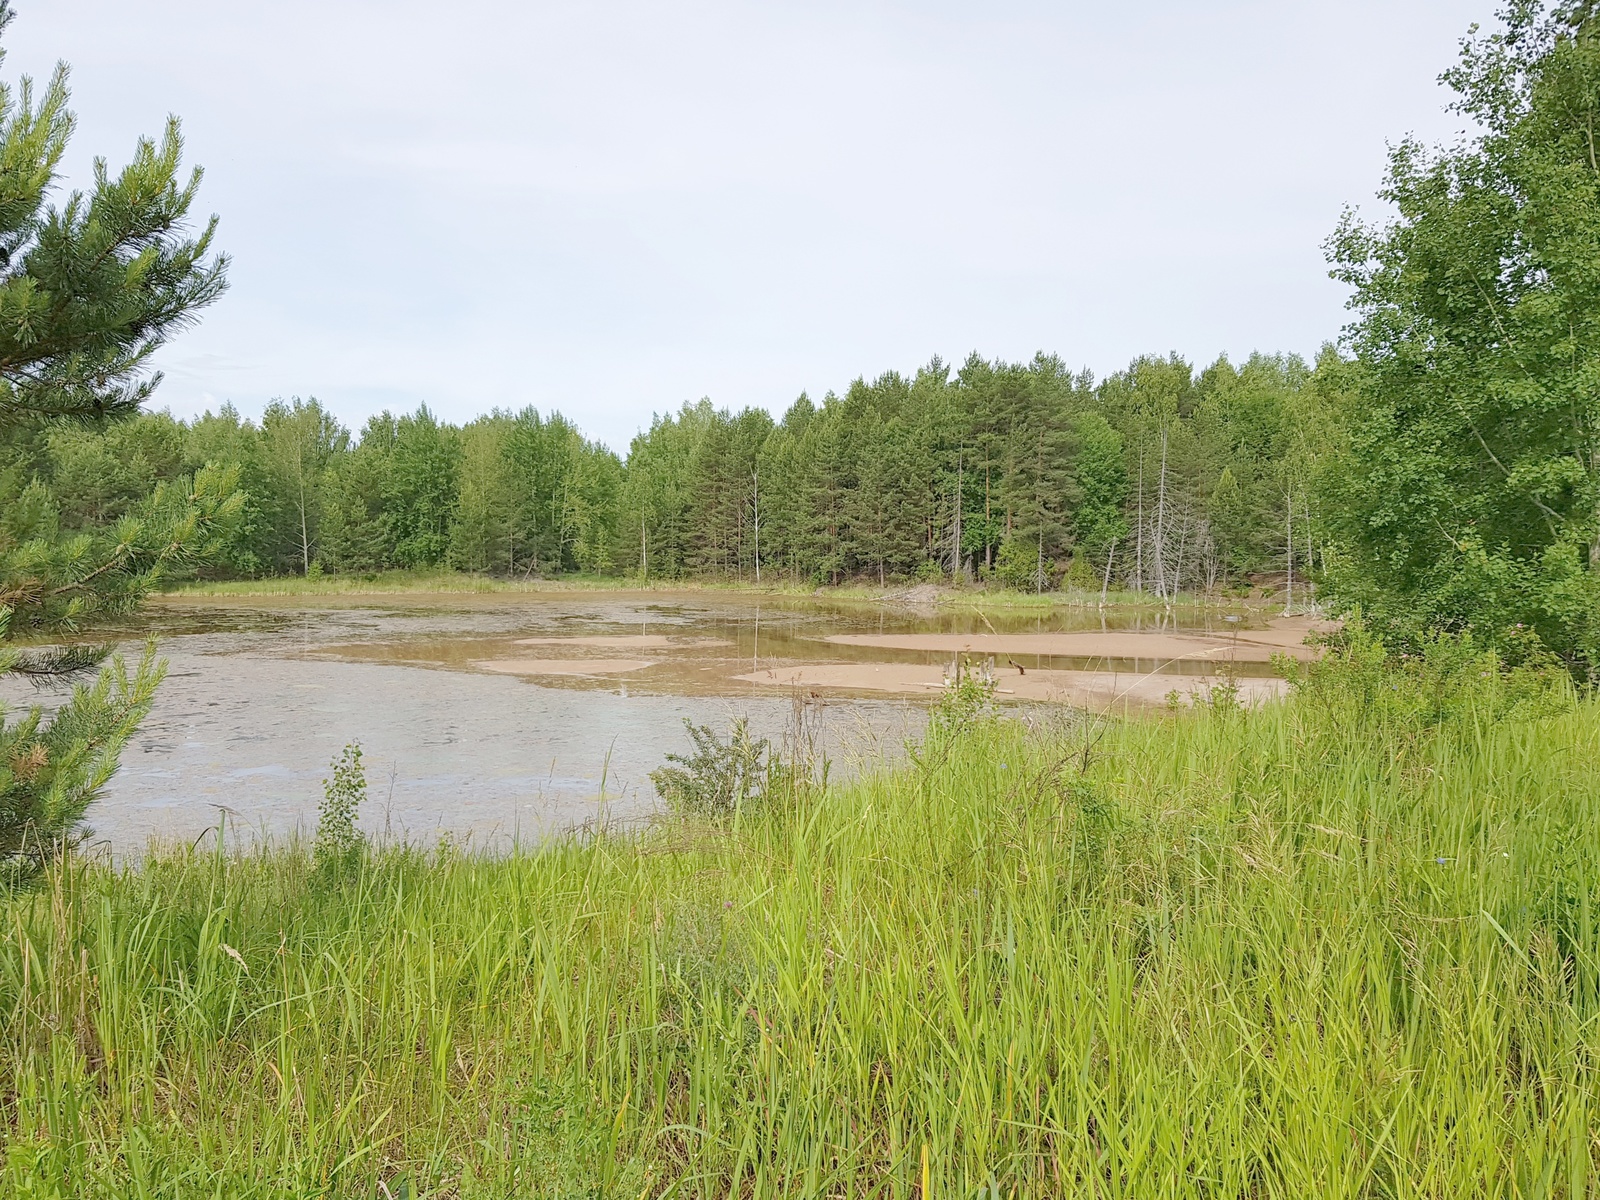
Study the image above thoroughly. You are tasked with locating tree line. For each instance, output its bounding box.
[0,348,1343,596]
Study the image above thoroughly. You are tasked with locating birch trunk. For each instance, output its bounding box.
[1284,492,1294,616]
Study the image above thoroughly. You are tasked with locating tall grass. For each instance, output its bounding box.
[157,570,1248,613]
[3,646,1597,1196]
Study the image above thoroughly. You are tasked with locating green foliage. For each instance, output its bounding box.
[992,536,1045,590]
[384,406,461,569]
[649,717,772,820]
[448,417,516,573]
[1287,616,1574,744]
[1327,1,1600,678]
[256,397,346,574]
[0,640,164,886]
[0,3,235,881]
[5,667,1598,1193]
[317,417,393,573]
[924,659,997,744]
[1069,410,1128,555]
[3,349,1335,599]
[0,3,226,424]
[2,463,243,635]
[313,741,366,880]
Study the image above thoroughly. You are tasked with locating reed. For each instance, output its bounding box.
[3,649,1596,1196]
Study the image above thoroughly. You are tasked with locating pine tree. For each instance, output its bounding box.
[0,1,235,883]
[997,361,1078,590]
[755,395,814,581]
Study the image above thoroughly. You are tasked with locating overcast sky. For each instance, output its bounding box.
[9,1,1487,450]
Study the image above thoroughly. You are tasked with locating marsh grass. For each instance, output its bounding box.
[158,571,1250,616]
[3,647,1598,1196]
[158,570,638,598]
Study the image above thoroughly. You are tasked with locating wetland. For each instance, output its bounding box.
[2,589,1316,854]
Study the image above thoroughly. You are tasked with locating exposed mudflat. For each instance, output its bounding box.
[511,634,730,649]
[821,618,1330,663]
[478,657,656,676]
[734,662,1289,706]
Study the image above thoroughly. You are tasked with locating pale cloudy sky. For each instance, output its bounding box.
[10,1,1485,450]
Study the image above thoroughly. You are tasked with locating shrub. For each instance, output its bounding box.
[313,741,366,878]
[650,719,772,820]
[993,539,1047,592]
[1286,616,1573,740]
[926,661,997,742]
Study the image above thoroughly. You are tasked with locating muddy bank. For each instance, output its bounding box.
[512,634,731,649]
[819,617,1331,664]
[734,662,1287,708]
[479,658,656,676]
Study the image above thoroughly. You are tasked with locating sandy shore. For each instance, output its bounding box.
[512,635,731,649]
[819,617,1331,663]
[476,658,656,676]
[733,662,1288,708]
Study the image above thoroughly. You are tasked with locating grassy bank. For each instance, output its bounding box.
[157,570,657,598]
[5,647,1590,1196]
[159,569,1254,614]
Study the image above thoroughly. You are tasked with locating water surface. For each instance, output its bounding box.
[5,591,1301,855]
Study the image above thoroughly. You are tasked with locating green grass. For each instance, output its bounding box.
[936,585,1250,612]
[4,647,1594,1196]
[159,569,1255,615]
[158,570,652,598]
[160,570,863,600]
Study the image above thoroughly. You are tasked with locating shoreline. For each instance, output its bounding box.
[157,570,1308,615]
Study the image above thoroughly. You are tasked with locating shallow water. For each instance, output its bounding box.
[3,591,1301,855]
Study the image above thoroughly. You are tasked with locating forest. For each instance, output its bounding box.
[8,1,1600,1192]
[3,0,1599,694]
[0,347,1339,598]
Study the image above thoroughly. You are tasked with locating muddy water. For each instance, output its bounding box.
[3,592,1305,856]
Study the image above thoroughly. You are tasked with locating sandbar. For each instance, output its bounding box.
[819,618,1331,663]
[733,662,1286,708]
[477,658,656,676]
[512,634,731,649]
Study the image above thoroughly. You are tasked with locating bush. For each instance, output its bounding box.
[992,539,1048,592]
[919,661,997,755]
[1286,617,1573,739]
[313,741,366,878]
[650,719,772,820]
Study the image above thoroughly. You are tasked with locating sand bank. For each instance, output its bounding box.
[476,658,655,676]
[819,618,1331,663]
[512,634,730,649]
[733,663,1287,708]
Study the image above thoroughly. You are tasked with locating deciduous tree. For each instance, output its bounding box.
[1328,0,1600,677]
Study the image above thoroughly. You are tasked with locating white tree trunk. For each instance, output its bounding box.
[1284,492,1294,616]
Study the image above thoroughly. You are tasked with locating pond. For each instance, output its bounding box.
[4,590,1317,856]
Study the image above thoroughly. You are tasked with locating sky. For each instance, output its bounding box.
[8,0,1488,451]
